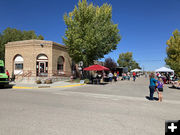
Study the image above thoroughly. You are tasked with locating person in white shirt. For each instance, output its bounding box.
[108,72,113,82]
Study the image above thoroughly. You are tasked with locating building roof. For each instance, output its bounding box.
[5,39,67,49]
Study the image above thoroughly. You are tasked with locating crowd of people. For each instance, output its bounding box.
[156,72,174,84]
[89,71,142,84]
[155,72,179,88]
[90,71,119,83]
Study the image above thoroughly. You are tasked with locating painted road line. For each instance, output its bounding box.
[12,83,86,89]
[12,86,37,89]
[52,84,86,88]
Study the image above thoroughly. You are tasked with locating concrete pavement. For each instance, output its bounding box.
[9,81,85,89]
[0,76,180,135]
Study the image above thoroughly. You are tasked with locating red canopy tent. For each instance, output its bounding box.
[83,64,110,71]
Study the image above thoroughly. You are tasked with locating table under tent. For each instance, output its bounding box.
[155,67,174,84]
[130,69,143,77]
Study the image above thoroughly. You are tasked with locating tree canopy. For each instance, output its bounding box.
[63,0,121,66]
[165,29,180,76]
[104,57,117,71]
[117,52,141,71]
[0,27,44,60]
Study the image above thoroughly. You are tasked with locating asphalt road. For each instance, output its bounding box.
[0,77,180,135]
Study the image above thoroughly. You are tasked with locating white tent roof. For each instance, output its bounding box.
[155,67,174,73]
[130,69,142,72]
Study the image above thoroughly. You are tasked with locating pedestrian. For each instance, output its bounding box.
[156,72,159,78]
[167,73,170,84]
[127,72,130,80]
[122,73,126,80]
[157,78,164,102]
[96,72,102,84]
[117,71,119,80]
[108,72,113,82]
[149,73,158,100]
[145,72,147,78]
[133,72,136,81]
[6,70,10,80]
[113,72,117,82]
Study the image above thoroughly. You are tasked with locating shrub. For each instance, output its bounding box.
[73,78,80,83]
[84,79,90,84]
[45,79,52,84]
[36,80,41,84]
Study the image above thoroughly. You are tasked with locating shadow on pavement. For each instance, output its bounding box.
[0,84,15,89]
[168,86,180,90]
[87,82,109,85]
[145,96,159,101]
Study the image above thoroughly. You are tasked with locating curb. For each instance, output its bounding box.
[12,84,86,89]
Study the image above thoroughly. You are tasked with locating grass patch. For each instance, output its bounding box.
[66,78,80,83]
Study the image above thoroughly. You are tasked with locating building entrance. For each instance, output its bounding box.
[36,54,48,76]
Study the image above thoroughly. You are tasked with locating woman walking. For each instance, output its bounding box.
[133,72,136,82]
[157,78,164,102]
[149,73,157,100]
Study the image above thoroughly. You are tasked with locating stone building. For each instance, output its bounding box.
[5,40,72,80]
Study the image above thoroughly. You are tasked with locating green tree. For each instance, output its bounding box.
[63,0,121,66]
[131,60,141,70]
[0,27,44,60]
[104,57,117,71]
[117,52,140,71]
[165,29,180,76]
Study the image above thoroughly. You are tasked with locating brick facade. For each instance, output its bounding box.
[5,40,72,78]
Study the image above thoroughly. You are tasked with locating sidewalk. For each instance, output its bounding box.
[10,81,85,89]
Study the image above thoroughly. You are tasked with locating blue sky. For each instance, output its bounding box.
[0,0,180,71]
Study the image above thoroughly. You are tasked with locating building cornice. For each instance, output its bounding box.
[5,40,67,49]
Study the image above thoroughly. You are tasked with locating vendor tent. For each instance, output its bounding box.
[84,64,110,71]
[130,69,142,72]
[155,67,174,73]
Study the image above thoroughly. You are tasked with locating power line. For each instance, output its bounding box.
[136,60,164,62]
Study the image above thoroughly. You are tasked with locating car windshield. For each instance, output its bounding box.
[0,66,5,73]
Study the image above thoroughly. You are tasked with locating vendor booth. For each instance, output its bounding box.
[84,64,110,84]
[155,67,174,84]
[155,67,174,74]
[130,69,142,72]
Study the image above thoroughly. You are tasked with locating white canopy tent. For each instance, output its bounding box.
[155,67,174,73]
[130,69,142,72]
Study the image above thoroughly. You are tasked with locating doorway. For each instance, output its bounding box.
[36,54,48,76]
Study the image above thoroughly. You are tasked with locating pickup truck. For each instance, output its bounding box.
[0,60,9,87]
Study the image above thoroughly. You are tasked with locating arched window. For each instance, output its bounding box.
[57,56,64,72]
[14,55,23,75]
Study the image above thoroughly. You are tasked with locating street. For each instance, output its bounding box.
[0,76,180,135]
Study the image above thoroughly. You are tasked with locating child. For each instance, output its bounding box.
[157,78,164,102]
